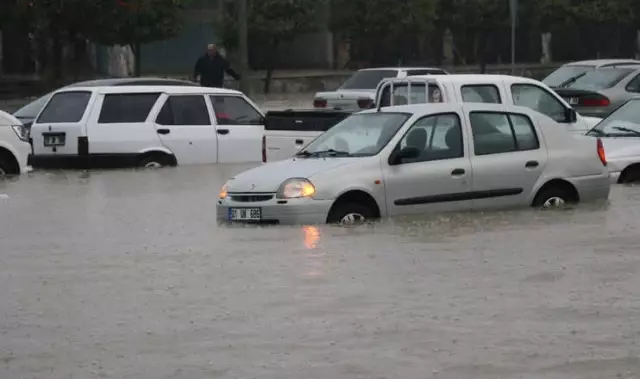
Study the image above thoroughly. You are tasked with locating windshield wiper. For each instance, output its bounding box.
[612,126,640,137]
[295,149,351,157]
[587,128,606,136]
[559,72,586,88]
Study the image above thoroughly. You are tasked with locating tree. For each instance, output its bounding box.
[449,0,509,72]
[329,0,439,66]
[218,0,323,93]
[570,0,634,57]
[88,0,188,76]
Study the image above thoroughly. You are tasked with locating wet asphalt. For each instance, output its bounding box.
[1,95,640,378]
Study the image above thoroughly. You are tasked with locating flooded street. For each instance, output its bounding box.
[1,165,640,379]
[2,94,640,379]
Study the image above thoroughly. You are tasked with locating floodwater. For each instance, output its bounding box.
[2,166,640,379]
[2,94,640,378]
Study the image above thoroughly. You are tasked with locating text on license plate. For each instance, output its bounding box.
[43,134,65,146]
[228,207,261,221]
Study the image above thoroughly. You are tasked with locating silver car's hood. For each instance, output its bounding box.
[601,137,640,159]
[227,157,358,193]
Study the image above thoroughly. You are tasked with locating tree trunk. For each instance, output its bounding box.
[477,31,487,74]
[263,38,280,94]
[132,42,141,77]
[51,29,63,81]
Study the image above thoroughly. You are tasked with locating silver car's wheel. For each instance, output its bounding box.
[144,161,163,168]
[339,212,366,225]
[542,196,565,208]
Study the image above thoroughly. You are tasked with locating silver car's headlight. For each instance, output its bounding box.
[276,178,315,199]
[219,181,230,199]
[11,124,29,141]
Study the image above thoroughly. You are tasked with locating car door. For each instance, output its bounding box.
[382,111,474,216]
[209,94,264,163]
[153,94,218,165]
[463,107,548,209]
[31,90,94,156]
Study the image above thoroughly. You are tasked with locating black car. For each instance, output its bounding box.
[13,77,199,129]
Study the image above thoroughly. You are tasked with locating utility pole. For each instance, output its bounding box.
[238,0,249,93]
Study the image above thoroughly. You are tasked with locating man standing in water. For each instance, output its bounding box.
[193,44,241,88]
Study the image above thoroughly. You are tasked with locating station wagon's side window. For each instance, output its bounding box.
[98,93,161,123]
[511,84,566,123]
[469,112,539,156]
[36,91,91,123]
[209,95,262,125]
[156,95,210,125]
[396,113,463,164]
[461,84,501,103]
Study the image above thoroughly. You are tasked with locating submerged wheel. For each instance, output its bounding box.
[0,155,18,178]
[327,202,375,225]
[138,154,170,168]
[532,186,574,208]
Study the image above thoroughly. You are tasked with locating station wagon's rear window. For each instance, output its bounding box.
[461,84,501,103]
[98,93,161,123]
[339,69,398,90]
[36,91,91,123]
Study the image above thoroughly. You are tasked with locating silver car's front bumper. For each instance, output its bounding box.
[217,195,334,225]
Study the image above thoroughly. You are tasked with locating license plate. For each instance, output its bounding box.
[43,133,65,146]
[228,207,261,221]
[568,97,579,105]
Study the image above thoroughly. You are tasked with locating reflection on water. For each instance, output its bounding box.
[302,225,321,249]
[301,225,326,278]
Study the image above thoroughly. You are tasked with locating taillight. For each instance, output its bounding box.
[357,98,373,109]
[313,98,327,108]
[597,138,606,166]
[261,135,266,163]
[580,96,610,107]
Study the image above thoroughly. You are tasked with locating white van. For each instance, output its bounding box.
[0,110,31,177]
[28,85,265,168]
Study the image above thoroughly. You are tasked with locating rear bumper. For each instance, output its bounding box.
[28,153,140,169]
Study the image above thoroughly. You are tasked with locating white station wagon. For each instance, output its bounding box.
[217,103,610,225]
[28,85,265,169]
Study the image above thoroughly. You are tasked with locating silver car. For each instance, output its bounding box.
[217,103,610,225]
[586,98,640,183]
[542,59,640,89]
[553,65,640,118]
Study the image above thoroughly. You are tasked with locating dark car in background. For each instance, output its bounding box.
[13,77,198,129]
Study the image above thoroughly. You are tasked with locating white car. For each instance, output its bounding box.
[0,110,31,177]
[586,98,640,183]
[28,85,265,169]
[217,103,610,225]
[312,67,448,111]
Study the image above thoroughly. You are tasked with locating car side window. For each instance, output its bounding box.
[98,93,161,123]
[470,112,539,156]
[36,91,91,123]
[156,95,211,126]
[395,113,463,164]
[511,84,566,123]
[461,85,501,103]
[625,74,640,93]
[210,95,262,125]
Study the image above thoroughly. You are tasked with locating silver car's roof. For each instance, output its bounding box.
[564,59,640,67]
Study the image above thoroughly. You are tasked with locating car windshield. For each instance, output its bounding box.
[567,68,634,90]
[13,93,53,119]
[542,65,593,87]
[588,99,640,137]
[297,112,410,157]
[339,70,398,90]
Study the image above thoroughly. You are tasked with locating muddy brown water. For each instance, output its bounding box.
[2,94,640,378]
[2,165,640,379]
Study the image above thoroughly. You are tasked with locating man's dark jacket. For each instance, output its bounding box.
[194,53,240,88]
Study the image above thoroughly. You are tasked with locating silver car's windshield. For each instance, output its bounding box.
[588,99,640,137]
[567,68,634,90]
[297,112,411,157]
[542,65,593,87]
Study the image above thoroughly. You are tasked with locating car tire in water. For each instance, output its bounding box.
[532,186,574,209]
[138,155,169,169]
[327,202,374,225]
[0,156,17,178]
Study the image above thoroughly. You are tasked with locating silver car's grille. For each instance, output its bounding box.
[229,193,274,202]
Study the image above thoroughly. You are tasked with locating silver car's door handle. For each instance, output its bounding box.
[451,168,465,176]
[525,160,539,168]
